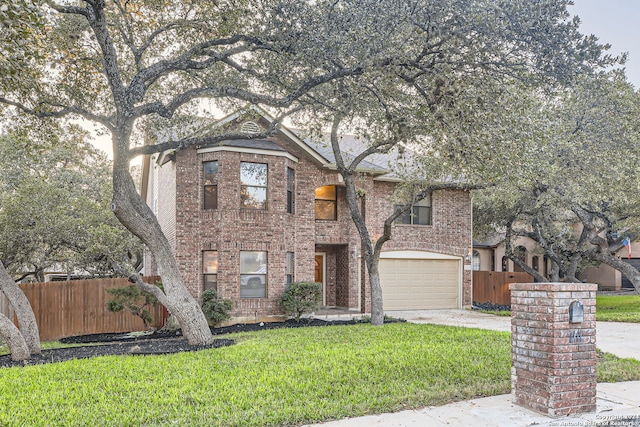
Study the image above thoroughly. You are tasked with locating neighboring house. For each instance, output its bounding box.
[141,108,473,321]
[473,234,639,290]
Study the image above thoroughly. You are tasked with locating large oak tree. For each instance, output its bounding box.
[474,73,640,292]
[285,0,615,324]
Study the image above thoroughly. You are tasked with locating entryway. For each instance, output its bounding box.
[314,253,326,306]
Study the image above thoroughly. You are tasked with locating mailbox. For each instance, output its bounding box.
[569,300,584,324]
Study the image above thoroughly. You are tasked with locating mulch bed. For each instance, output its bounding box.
[0,318,369,368]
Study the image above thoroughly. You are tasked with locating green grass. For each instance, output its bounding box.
[597,349,640,383]
[0,323,637,426]
[0,323,511,427]
[596,295,640,322]
[479,310,511,316]
[478,295,640,323]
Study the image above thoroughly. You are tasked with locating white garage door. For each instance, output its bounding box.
[379,257,460,310]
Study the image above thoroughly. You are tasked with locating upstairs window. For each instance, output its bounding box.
[203,161,218,210]
[398,196,431,225]
[203,251,218,291]
[240,162,267,210]
[315,185,337,220]
[287,168,295,214]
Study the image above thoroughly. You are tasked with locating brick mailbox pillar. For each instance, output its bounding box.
[510,283,597,417]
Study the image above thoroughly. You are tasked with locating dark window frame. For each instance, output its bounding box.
[202,250,218,291]
[240,251,267,298]
[285,252,294,289]
[315,185,337,221]
[396,196,432,226]
[203,161,218,210]
[287,168,295,214]
[240,162,268,210]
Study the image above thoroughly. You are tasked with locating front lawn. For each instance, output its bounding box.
[0,322,637,427]
[596,295,640,322]
[0,323,511,427]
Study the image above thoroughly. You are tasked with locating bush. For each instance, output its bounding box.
[280,282,322,322]
[202,289,232,325]
[106,283,161,329]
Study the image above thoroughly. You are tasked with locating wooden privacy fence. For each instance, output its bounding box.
[473,271,533,306]
[0,277,165,341]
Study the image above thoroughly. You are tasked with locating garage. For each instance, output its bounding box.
[379,251,461,310]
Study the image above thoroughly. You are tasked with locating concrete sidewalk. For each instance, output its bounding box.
[305,381,640,427]
[305,309,640,427]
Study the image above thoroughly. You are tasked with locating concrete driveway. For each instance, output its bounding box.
[387,309,640,359]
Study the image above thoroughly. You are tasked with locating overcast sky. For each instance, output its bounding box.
[568,0,640,88]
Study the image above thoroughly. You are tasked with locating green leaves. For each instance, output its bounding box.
[0,120,142,281]
[473,73,640,279]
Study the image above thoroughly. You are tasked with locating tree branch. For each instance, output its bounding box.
[0,98,115,132]
[132,66,363,120]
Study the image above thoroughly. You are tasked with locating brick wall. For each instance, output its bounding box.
[510,283,597,417]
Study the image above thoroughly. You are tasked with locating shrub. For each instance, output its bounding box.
[106,283,161,329]
[202,289,232,325]
[280,282,322,322]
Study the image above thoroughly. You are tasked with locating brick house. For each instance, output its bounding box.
[141,108,473,321]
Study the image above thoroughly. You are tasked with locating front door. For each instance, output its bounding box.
[314,253,326,306]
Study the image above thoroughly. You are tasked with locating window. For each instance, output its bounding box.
[285,252,294,289]
[240,251,267,298]
[501,256,508,272]
[472,250,481,271]
[240,162,267,209]
[203,161,218,210]
[514,246,527,273]
[397,196,431,225]
[203,251,218,291]
[287,168,295,214]
[532,256,539,272]
[315,185,337,220]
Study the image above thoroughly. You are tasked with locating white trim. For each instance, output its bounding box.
[196,145,299,163]
[373,175,403,182]
[315,252,327,306]
[379,250,461,260]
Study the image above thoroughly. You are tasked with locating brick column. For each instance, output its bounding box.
[510,283,597,417]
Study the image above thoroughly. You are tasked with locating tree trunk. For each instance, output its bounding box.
[586,250,640,294]
[366,256,384,325]
[505,224,548,283]
[0,313,30,361]
[340,172,383,325]
[573,206,640,294]
[111,154,213,346]
[0,262,40,354]
[548,262,561,282]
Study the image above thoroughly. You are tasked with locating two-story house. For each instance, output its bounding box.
[141,109,473,322]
